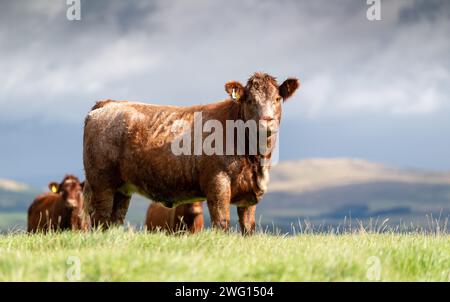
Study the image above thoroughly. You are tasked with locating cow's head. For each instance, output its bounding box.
[49,175,84,209]
[225,72,299,134]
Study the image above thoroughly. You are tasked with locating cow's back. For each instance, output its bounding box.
[83,100,236,205]
[146,203,174,231]
[146,202,204,233]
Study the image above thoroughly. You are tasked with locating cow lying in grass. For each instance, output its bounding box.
[27,175,90,232]
[146,202,204,234]
[83,72,299,235]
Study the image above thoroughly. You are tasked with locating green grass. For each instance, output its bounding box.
[0,228,449,281]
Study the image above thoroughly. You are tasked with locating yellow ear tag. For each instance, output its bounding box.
[51,185,58,193]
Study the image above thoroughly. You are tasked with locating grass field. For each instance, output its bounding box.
[0,228,449,281]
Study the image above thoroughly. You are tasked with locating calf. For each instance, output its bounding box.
[83,72,299,234]
[146,202,204,234]
[27,175,90,232]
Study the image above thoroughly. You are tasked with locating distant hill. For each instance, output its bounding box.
[1,158,449,232]
[0,179,39,211]
[0,179,39,231]
[260,158,450,231]
[268,158,450,193]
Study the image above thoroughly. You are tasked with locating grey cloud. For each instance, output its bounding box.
[398,0,450,24]
[0,0,449,123]
[0,0,450,182]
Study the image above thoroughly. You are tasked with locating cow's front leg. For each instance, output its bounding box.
[237,205,256,235]
[206,174,231,231]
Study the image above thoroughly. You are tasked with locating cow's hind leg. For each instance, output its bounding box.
[111,191,131,226]
[89,188,114,229]
[207,199,230,231]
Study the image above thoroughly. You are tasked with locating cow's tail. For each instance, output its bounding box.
[85,100,113,129]
[82,180,93,230]
[91,99,113,111]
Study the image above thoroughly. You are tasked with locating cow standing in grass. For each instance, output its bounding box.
[27,175,90,232]
[146,201,204,234]
[83,72,299,235]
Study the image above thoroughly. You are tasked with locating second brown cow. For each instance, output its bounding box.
[146,202,204,234]
[27,175,90,232]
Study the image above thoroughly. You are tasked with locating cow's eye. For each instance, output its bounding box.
[276,97,281,102]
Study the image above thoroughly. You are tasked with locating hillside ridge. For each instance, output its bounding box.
[268,158,450,193]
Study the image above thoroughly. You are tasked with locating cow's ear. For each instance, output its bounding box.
[225,81,245,102]
[279,78,300,101]
[48,182,59,193]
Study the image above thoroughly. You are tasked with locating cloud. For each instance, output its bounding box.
[0,0,448,122]
[289,0,450,117]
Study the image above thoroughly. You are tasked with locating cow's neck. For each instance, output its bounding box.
[248,154,271,199]
[72,208,85,230]
[235,102,273,198]
[62,200,82,229]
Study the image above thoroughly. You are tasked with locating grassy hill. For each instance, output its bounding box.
[260,159,450,231]
[0,229,448,281]
[269,158,450,193]
[1,158,450,232]
[0,179,39,232]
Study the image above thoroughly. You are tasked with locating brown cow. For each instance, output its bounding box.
[27,175,90,232]
[83,72,299,234]
[146,202,204,234]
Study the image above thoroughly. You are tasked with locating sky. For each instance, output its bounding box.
[0,0,449,187]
